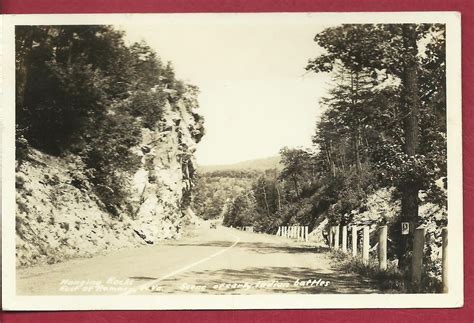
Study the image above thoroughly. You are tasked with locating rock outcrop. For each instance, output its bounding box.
[129,96,204,242]
[16,93,204,267]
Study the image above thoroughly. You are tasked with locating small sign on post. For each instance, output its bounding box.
[401,222,410,235]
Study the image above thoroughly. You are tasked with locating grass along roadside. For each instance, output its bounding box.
[329,250,443,293]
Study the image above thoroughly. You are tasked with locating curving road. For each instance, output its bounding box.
[17,225,380,295]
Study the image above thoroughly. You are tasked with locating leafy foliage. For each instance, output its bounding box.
[16,25,201,216]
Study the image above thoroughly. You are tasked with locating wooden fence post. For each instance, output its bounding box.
[334,225,340,250]
[362,226,370,264]
[305,226,309,242]
[329,226,334,249]
[352,226,358,257]
[411,227,426,289]
[378,225,387,270]
[342,226,347,252]
[300,226,304,241]
[442,227,448,293]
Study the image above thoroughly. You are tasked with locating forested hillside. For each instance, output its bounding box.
[198,156,282,173]
[221,24,447,278]
[191,170,262,220]
[15,26,204,266]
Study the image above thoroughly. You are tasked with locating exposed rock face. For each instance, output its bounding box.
[16,95,204,267]
[16,150,142,267]
[129,98,204,242]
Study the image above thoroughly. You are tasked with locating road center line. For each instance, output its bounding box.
[121,230,241,295]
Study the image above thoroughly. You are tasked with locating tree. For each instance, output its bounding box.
[279,147,315,199]
[306,24,447,270]
[223,191,258,227]
[396,24,422,267]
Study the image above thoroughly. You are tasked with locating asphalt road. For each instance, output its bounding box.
[17,225,380,295]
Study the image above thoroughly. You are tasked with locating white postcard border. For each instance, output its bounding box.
[1,12,463,310]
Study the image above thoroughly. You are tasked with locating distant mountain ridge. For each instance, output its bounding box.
[198,155,282,173]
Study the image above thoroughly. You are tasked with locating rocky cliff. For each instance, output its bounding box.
[129,95,204,242]
[16,94,204,267]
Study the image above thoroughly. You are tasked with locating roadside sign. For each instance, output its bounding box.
[401,222,410,235]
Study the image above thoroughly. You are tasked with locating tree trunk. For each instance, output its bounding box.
[328,142,336,177]
[17,29,35,110]
[397,24,421,270]
[275,184,282,211]
[354,128,362,175]
[292,176,300,199]
[262,184,271,217]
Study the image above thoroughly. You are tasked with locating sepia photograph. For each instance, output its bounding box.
[1,12,462,310]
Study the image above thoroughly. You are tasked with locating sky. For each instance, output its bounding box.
[120,19,332,165]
